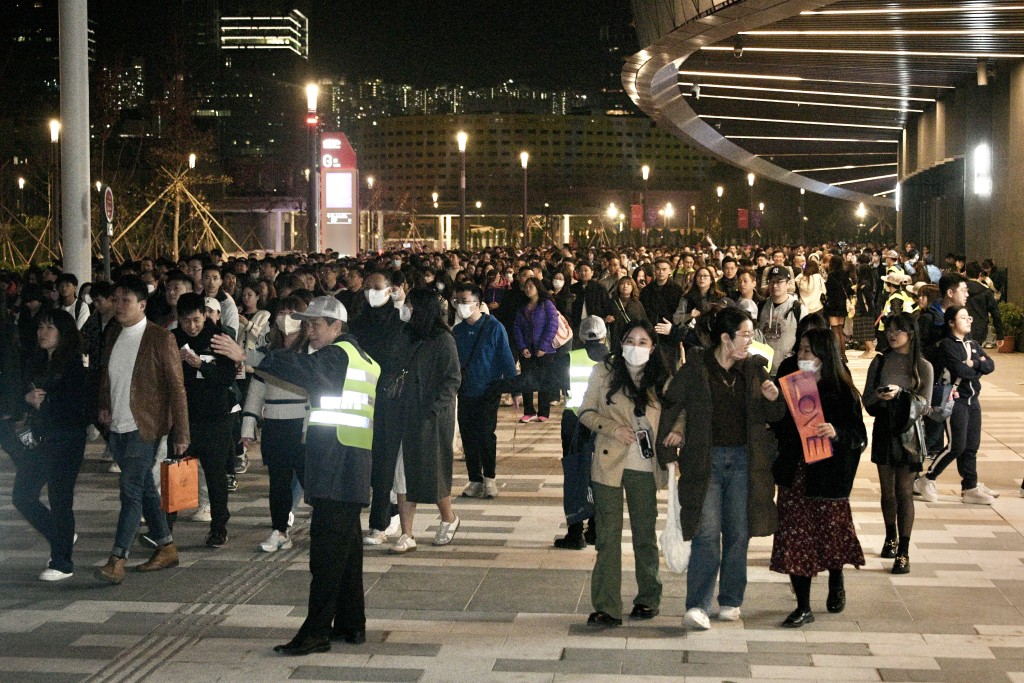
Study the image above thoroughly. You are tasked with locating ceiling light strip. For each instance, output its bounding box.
[689,82,935,103]
[794,163,898,173]
[741,29,1024,36]
[703,46,1024,59]
[681,90,922,112]
[832,173,900,186]
[874,189,897,196]
[678,70,954,90]
[801,5,1024,16]
[699,114,903,131]
[727,136,899,143]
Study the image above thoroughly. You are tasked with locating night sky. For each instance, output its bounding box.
[90,0,631,90]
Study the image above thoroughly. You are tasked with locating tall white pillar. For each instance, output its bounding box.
[58,0,91,282]
[561,215,571,244]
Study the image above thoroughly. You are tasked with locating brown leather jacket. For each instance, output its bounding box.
[98,320,190,445]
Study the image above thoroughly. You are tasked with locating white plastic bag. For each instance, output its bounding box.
[660,462,691,574]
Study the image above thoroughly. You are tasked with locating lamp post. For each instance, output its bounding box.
[49,119,61,254]
[716,185,724,242]
[457,131,468,249]
[305,83,320,253]
[664,202,674,233]
[641,164,650,245]
[17,177,25,215]
[746,173,755,245]
[798,188,806,244]
[520,151,529,249]
[432,191,439,209]
[366,175,377,253]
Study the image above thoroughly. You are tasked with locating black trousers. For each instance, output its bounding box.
[927,400,981,491]
[458,390,501,482]
[191,416,233,535]
[521,354,555,418]
[299,498,365,639]
[262,418,306,533]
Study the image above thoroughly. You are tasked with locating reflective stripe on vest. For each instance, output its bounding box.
[307,341,380,450]
[877,291,917,331]
[565,348,598,413]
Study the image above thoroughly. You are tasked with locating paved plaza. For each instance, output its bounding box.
[2,353,1024,682]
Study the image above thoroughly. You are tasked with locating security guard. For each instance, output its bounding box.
[223,296,379,656]
[876,269,917,351]
[556,316,609,549]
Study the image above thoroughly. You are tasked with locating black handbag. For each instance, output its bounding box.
[383,342,422,401]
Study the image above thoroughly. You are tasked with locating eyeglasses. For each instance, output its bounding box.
[735,331,755,340]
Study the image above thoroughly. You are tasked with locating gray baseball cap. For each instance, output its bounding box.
[292,296,348,322]
[579,316,607,342]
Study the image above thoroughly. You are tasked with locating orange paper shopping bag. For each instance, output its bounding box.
[161,458,199,513]
[779,372,833,464]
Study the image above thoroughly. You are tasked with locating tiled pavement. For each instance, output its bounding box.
[2,353,1024,682]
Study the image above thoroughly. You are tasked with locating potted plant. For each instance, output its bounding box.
[998,301,1023,353]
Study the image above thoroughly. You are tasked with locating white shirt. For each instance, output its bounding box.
[62,299,90,330]
[108,317,147,434]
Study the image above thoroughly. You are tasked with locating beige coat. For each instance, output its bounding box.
[578,363,673,489]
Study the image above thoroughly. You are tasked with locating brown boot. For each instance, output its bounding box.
[136,543,179,572]
[95,555,126,584]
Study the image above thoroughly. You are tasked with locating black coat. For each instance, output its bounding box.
[771,371,866,499]
[379,329,461,504]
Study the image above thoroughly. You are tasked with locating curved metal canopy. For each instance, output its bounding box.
[624,0,1024,208]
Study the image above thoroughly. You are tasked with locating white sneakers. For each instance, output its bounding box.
[385,514,401,536]
[191,504,212,523]
[683,607,711,631]
[483,477,498,499]
[914,477,938,502]
[717,606,742,622]
[390,534,417,554]
[978,482,1000,499]
[39,567,73,582]
[363,529,387,546]
[433,516,460,546]
[260,530,293,553]
[962,487,996,505]
[461,481,484,498]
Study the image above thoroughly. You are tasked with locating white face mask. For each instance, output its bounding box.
[797,359,821,373]
[276,314,301,336]
[552,278,564,291]
[622,344,651,367]
[456,303,476,320]
[366,288,391,308]
[398,304,412,323]
[146,284,156,294]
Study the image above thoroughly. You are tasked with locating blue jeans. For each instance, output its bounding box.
[110,431,172,558]
[686,445,750,612]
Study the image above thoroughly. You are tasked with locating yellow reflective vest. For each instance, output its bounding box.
[877,290,917,331]
[307,341,380,450]
[565,348,599,414]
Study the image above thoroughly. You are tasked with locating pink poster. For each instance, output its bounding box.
[779,372,833,464]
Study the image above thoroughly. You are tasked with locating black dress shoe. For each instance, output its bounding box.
[880,538,898,559]
[826,588,846,613]
[553,534,586,550]
[781,608,815,628]
[583,523,596,545]
[330,628,366,644]
[273,635,331,656]
[891,554,910,575]
[629,604,659,620]
[587,611,622,627]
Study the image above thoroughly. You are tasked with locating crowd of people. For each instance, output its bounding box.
[0,238,1013,653]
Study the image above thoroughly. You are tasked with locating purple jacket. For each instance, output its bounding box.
[514,299,560,354]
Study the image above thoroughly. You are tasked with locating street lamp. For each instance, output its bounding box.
[305,83,320,253]
[664,202,674,229]
[715,185,724,243]
[475,200,482,210]
[432,191,439,209]
[798,188,806,243]
[48,118,61,253]
[457,131,468,249]
[747,173,755,244]
[366,176,377,252]
[188,153,197,170]
[17,177,25,214]
[641,164,650,245]
[520,151,529,249]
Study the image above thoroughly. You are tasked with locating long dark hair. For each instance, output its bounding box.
[791,312,828,354]
[406,287,450,341]
[603,319,670,413]
[523,276,550,303]
[801,328,859,400]
[708,306,752,351]
[32,308,80,383]
[885,312,924,391]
